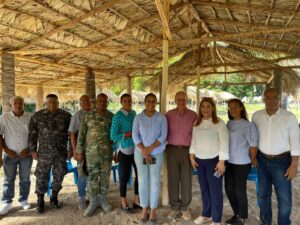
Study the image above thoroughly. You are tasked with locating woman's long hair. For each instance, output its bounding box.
[227,98,249,121]
[195,97,219,126]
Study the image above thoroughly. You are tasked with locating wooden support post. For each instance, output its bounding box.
[85,68,96,109]
[161,0,169,207]
[183,84,188,93]
[272,68,287,109]
[127,76,132,96]
[36,86,44,111]
[272,68,282,95]
[1,52,15,113]
[196,75,200,111]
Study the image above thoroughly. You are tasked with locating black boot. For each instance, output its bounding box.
[50,191,62,209]
[36,194,44,213]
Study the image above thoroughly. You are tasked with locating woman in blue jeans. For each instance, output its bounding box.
[132,93,167,224]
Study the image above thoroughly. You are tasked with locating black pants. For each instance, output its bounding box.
[225,162,251,219]
[118,151,138,197]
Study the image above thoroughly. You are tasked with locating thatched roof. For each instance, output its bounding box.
[0,0,300,95]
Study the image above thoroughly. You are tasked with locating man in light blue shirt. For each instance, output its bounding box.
[68,95,91,209]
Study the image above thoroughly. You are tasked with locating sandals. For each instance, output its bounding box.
[139,213,149,224]
[149,218,158,225]
[120,205,131,214]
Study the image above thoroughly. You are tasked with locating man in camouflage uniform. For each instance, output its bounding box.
[29,94,71,213]
[76,93,114,217]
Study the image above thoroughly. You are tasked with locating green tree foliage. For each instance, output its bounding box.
[202,74,264,98]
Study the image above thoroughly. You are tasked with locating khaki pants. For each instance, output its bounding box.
[166,145,193,211]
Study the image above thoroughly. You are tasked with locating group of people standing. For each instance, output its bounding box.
[0,88,299,225]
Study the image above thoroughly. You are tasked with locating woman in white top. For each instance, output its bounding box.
[190,97,229,225]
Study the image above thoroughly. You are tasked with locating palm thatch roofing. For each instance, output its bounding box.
[0,0,300,97]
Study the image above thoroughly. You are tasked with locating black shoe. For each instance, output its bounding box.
[36,194,44,213]
[50,195,62,209]
[225,215,239,225]
[236,219,246,225]
[133,203,142,210]
[120,205,131,214]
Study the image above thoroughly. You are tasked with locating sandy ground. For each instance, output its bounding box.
[0,162,300,225]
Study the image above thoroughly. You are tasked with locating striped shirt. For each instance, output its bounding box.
[227,119,258,165]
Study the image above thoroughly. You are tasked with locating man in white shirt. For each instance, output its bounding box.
[252,88,299,225]
[0,96,33,215]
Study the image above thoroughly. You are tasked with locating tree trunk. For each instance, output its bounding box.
[1,52,15,113]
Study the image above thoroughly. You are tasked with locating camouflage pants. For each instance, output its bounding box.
[35,153,67,195]
[86,148,112,196]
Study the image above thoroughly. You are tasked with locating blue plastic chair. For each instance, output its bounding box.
[247,167,259,205]
[111,162,132,186]
[47,160,78,196]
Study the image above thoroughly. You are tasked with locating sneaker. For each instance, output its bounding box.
[168,210,180,219]
[194,216,212,224]
[78,197,87,209]
[181,209,191,220]
[0,203,13,215]
[225,215,238,225]
[19,200,31,210]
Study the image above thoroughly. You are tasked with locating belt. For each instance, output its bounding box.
[258,150,290,160]
[167,144,189,149]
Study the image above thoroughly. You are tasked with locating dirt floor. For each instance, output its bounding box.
[0,162,299,225]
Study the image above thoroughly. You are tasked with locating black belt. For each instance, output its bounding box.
[167,144,189,149]
[258,150,290,160]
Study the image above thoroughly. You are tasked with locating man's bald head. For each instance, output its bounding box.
[79,95,91,112]
[175,91,188,110]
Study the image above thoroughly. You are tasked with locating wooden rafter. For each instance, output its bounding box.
[155,0,171,40]
[191,1,300,15]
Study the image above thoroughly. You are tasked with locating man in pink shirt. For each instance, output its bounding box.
[166,91,198,220]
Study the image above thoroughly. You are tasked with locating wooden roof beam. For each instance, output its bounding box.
[155,0,171,40]
[191,1,299,15]
[169,26,300,47]
[226,41,293,55]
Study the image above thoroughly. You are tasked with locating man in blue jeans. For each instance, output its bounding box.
[252,88,299,225]
[68,95,91,209]
[0,96,33,215]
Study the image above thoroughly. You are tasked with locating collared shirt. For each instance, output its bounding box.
[110,109,136,155]
[132,110,168,156]
[166,108,197,146]
[68,109,86,134]
[28,109,71,153]
[227,119,258,164]
[189,118,229,160]
[77,110,114,156]
[0,111,32,153]
[252,108,300,156]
